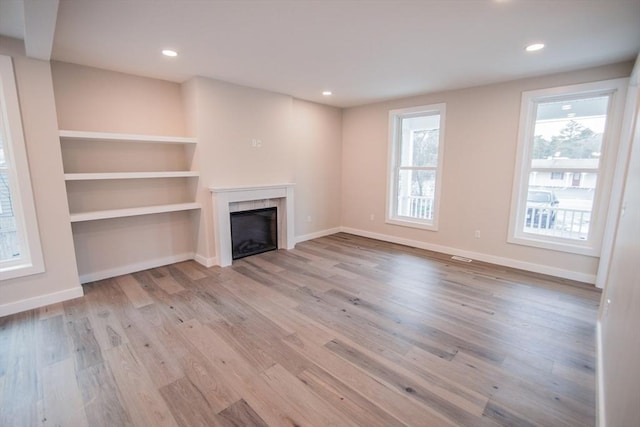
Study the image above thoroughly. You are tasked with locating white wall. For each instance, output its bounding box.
[598,57,640,427]
[341,62,633,283]
[0,37,82,316]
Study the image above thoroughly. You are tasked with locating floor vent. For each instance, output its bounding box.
[451,255,473,263]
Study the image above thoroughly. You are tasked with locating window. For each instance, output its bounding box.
[387,104,446,230]
[0,55,44,279]
[508,79,626,255]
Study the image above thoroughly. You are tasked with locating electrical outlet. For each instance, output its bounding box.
[370,214,375,221]
[474,230,481,238]
[306,215,312,223]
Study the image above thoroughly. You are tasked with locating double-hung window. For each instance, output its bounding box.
[508,79,626,255]
[0,55,44,279]
[387,104,446,230]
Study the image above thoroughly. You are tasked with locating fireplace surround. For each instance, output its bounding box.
[209,184,295,266]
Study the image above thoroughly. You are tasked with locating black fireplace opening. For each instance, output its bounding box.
[230,207,278,260]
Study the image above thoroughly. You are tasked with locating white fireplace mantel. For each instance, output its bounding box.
[209,184,295,267]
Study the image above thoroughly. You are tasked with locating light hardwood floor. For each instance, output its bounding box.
[0,233,601,426]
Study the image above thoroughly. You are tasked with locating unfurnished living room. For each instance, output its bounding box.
[0,1,639,426]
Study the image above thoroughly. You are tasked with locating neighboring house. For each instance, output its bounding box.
[530,158,599,189]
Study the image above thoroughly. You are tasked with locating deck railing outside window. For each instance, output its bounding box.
[524,205,591,240]
[397,195,434,220]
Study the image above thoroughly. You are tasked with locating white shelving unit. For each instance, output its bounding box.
[60,129,202,283]
[64,171,200,181]
[59,129,197,144]
[69,202,201,222]
[60,129,201,222]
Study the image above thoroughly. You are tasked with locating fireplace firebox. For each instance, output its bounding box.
[230,207,278,260]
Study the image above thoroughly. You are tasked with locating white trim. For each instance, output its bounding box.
[386,217,440,231]
[69,202,201,222]
[0,286,84,317]
[59,129,197,144]
[339,227,596,284]
[508,78,628,257]
[386,103,446,231]
[209,183,295,193]
[597,65,639,288]
[78,252,195,284]
[194,253,216,268]
[295,227,342,244]
[64,171,199,181]
[596,320,607,427]
[0,55,45,279]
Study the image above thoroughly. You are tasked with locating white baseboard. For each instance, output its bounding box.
[295,227,342,244]
[79,252,195,284]
[339,227,596,284]
[596,321,606,427]
[194,253,217,268]
[0,286,84,317]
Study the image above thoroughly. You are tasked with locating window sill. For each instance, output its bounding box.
[507,234,598,257]
[386,217,438,231]
[0,261,45,281]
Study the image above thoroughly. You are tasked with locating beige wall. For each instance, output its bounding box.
[181,77,294,263]
[182,77,343,262]
[0,38,82,315]
[292,99,342,238]
[598,58,639,427]
[51,61,186,135]
[185,77,295,187]
[50,62,196,280]
[341,62,633,282]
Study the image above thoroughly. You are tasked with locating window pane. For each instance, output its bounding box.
[525,95,607,242]
[524,173,596,241]
[1,70,24,264]
[396,169,436,220]
[531,96,609,168]
[400,114,440,167]
[0,165,22,263]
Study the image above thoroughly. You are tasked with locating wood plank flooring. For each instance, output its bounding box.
[0,233,602,426]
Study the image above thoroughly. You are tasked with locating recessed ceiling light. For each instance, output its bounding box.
[525,43,545,52]
[322,91,332,96]
[162,49,178,57]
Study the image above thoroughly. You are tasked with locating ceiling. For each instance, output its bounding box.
[1,0,639,107]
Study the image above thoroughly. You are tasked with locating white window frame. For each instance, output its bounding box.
[0,55,45,280]
[508,78,627,256]
[386,103,446,231]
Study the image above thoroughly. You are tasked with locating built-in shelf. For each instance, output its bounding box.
[64,171,200,181]
[69,202,201,222]
[59,130,197,144]
[60,127,201,281]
